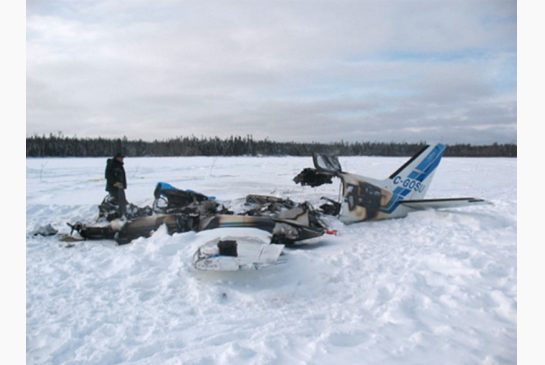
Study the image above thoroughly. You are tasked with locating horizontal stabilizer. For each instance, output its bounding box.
[400,198,492,210]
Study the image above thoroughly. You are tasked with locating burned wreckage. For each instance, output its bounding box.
[65,143,490,270]
[65,181,331,270]
[68,182,331,246]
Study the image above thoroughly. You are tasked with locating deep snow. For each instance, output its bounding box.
[26,156,516,365]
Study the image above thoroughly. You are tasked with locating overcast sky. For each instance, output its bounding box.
[26,0,516,144]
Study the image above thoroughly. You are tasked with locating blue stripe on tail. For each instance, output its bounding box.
[382,144,446,213]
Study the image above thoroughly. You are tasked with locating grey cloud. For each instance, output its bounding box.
[27,0,516,144]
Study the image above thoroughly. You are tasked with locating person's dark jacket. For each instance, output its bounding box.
[105,158,127,192]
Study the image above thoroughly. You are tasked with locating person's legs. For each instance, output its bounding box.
[117,189,127,218]
[108,188,127,218]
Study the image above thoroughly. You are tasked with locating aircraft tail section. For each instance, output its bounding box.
[386,143,446,200]
[330,144,447,222]
[297,143,490,223]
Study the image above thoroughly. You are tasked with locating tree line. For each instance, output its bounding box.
[26,134,517,157]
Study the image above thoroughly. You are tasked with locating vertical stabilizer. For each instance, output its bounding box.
[385,143,446,202]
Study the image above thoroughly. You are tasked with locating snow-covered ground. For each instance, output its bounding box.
[26,156,516,365]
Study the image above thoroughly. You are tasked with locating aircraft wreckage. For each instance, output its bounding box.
[57,143,490,271]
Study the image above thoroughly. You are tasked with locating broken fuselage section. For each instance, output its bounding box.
[294,144,490,224]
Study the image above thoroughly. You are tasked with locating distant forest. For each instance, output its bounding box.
[26,134,517,157]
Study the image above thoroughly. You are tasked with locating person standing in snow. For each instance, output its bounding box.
[105,152,128,218]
